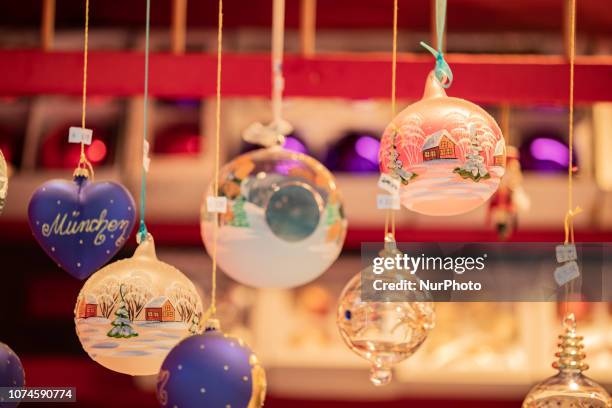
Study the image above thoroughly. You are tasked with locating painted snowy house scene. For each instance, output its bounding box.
[422,130,457,161]
[75,273,202,375]
[145,297,176,322]
[77,294,98,318]
[379,110,506,216]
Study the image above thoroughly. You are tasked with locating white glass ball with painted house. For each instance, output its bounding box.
[74,234,204,376]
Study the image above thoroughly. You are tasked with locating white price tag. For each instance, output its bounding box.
[207,196,227,213]
[143,140,151,172]
[556,244,577,263]
[68,127,93,145]
[554,261,580,286]
[377,194,400,210]
[378,173,401,194]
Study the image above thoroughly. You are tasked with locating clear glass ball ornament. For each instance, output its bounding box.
[201,145,347,288]
[336,235,435,386]
[522,313,612,408]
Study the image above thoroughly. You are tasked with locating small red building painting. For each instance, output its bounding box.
[78,294,98,318]
[144,297,176,322]
[422,130,457,161]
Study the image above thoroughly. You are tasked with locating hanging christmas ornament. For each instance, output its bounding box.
[28,175,136,280]
[379,0,505,216]
[522,314,612,408]
[0,342,25,408]
[0,149,7,214]
[379,72,506,216]
[74,234,204,376]
[73,0,203,377]
[524,4,610,405]
[201,146,347,288]
[157,319,266,408]
[27,0,136,279]
[159,6,266,403]
[488,145,530,239]
[200,0,347,288]
[336,236,435,386]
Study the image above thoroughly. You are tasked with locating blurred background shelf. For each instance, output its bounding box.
[1,51,612,103]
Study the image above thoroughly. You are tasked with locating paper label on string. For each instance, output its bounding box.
[554,261,580,286]
[378,174,401,194]
[207,196,227,213]
[143,140,151,172]
[377,194,400,210]
[556,244,577,263]
[68,127,93,145]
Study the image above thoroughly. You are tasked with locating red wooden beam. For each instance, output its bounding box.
[1,50,611,104]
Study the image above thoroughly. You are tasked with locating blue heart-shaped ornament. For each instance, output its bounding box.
[28,176,136,280]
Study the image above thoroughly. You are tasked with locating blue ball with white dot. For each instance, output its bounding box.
[157,329,266,408]
[0,342,25,408]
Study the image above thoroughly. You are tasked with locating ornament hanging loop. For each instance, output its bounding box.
[421,0,452,88]
[420,41,453,88]
[563,206,582,244]
[242,0,293,149]
[73,156,94,180]
[242,119,293,148]
[136,221,149,244]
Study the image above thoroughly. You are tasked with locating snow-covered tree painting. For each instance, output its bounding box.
[453,124,491,181]
[230,195,250,227]
[189,312,202,334]
[93,276,120,318]
[380,128,416,184]
[107,286,138,338]
[122,275,154,321]
[165,282,199,323]
[397,114,427,166]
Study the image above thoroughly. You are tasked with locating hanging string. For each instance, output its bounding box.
[138,0,152,243]
[565,0,579,246]
[384,0,399,241]
[420,0,453,88]
[74,0,94,179]
[208,0,224,318]
[241,0,289,148]
[501,104,511,146]
[564,0,579,315]
[272,0,285,129]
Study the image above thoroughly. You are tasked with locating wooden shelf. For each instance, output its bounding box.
[1,50,611,104]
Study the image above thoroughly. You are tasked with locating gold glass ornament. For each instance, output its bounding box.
[336,236,435,386]
[74,234,204,376]
[522,313,612,408]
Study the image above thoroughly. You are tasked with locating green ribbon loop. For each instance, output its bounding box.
[138,0,151,244]
[138,220,148,243]
[420,41,453,88]
[420,0,453,88]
